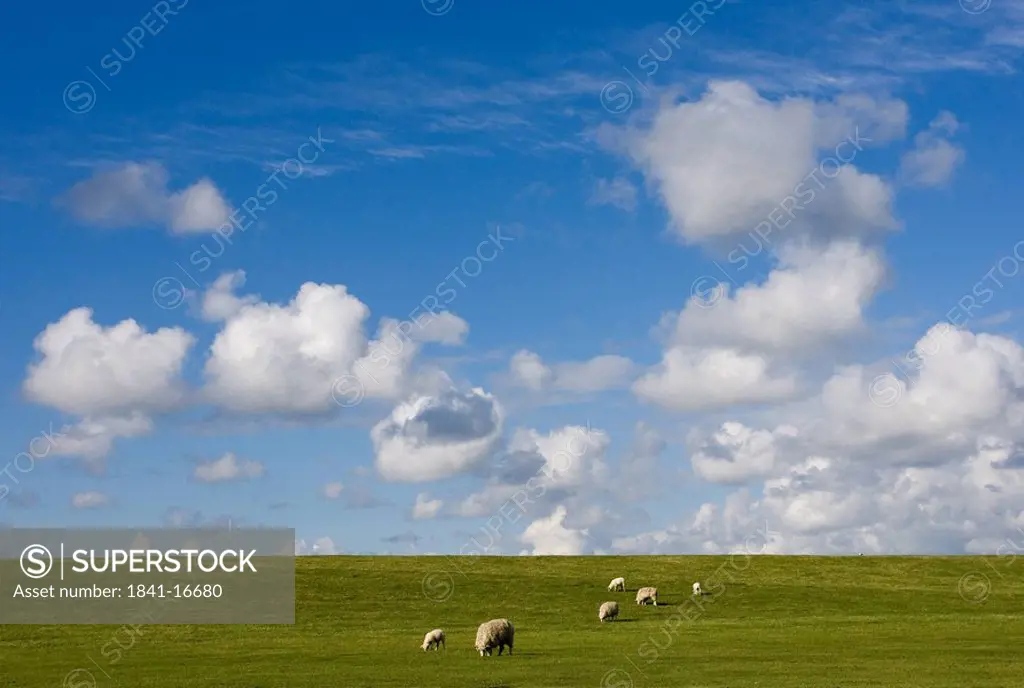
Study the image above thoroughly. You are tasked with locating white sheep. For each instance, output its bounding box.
[692,581,702,596]
[607,576,625,592]
[599,601,619,622]
[474,618,514,657]
[421,628,445,651]
[635,586,658,606]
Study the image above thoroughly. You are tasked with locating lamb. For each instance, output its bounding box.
[599,601,619,622]
[421,628,445,651]
[474,618,514,657]
[635,586,658,606]
[607,576,625,592]
[692,581,702,596]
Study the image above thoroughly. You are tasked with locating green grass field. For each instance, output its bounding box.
[3,556,1022,687]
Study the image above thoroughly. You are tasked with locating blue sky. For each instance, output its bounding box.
[2,0,1024,555]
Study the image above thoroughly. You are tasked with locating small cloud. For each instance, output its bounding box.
[588,176,637,212]
[412,493,443,520]
[57,162,232,234]
[899,111,965,188]
[71,491,110,509]
[322,482,345,499]
[192,452,265,483]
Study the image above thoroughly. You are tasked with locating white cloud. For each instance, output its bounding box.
[520,505,589,555]
[322,482,345,499]
[201,281,375,414]
[509,350,552,390]
[201,275,468,415]
[412,492,443,519]
[48,414,154,467]
[60,162,232,234]
[24,308,193,417]
[614,319,1024,555]
[22,308,192,464]
[689,422,800,484]
[899,111,966,188]
[674,241,886,353]
[414,311,469,345]
[167,178,233,233]
[633,346,798,412]
[372,387,503,482]
[621,80,902,243]
[589,176,637,211]
[509,350,636,392]
[199,270,260,322]
[193,452,265,483]
[71,491,110,509]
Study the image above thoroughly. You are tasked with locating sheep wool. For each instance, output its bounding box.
[599,601,619,622]
[421,628,445,651]
[636,586,658,606]
[607,577,625,592]
[474,618,515,657]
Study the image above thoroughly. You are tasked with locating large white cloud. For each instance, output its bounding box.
[674,241,886,353]
[202,275,468,415]
[689,422,800,484]
[372,388,503,482]
[60,162,232,234]
[614,322,1024,554]
[22,308,193,465]
[24,308,194,416]
[633,346,798,411]
[622,80,904,243]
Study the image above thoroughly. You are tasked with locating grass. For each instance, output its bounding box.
[3,555,1022,687]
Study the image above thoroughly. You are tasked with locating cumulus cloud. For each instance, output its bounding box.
[202,281,371,414]
[202,276,468,415]
[509,350,636,392]
[633,346,798,412]
[520,505,589,555]
[192,452,265,483]
[199,270,260,322]
[71,491,110,509]
[372,388,503,482]
[412,492,443,519]
[24,308,193,417]
[688,422,800,484]
[47,414,154,467]
[899,111,966,188]
[621,80,902,243]
[59,162,232,234]
[22,308,193,464]
[674,241,886,353]
[614,319,1024,554]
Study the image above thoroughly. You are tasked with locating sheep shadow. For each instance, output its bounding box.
[606,618,638,623]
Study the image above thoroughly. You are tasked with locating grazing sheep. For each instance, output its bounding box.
[692,581,702,596]
[635,586,658,606]
[607,576,626,592]
[474,618,514,657]
[599,601,619,622]
[421,628,445,651]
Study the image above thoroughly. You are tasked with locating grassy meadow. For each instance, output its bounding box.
[3,555,1022,687]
